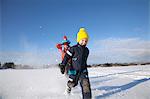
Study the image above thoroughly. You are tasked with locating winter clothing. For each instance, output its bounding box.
[56,36,71,60]
[56,44,62,50]
[62,36,71,45]
[56,36,72,75]
[62,43,89,71]
[60,28,92,99]
[66,64,92,99]
[61,43,92,99]
[59,63,65,74]
[77,28,89,42]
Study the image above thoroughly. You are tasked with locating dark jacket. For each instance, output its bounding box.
[62,43,89,72]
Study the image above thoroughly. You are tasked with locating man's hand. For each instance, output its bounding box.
[59,63,65,74]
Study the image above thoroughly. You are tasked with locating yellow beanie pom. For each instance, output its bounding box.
[77,28,89,42]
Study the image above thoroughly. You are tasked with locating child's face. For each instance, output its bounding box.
[79,38,88,46]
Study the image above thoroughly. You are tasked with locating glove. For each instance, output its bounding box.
[59,63,65,74]
[56,44,62,50]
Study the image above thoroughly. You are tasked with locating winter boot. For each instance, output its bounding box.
[64,86,72,95]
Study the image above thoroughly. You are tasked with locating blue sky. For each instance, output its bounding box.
[0,0,150,65]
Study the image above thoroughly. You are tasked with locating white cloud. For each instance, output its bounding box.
[88,38,150,64]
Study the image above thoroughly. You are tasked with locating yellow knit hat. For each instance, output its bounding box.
[77,28,89,42]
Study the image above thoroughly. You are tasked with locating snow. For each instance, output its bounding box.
[89,65,150,99]
[0,65,150,99]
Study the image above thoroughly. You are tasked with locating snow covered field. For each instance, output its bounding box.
[0,65,150,99]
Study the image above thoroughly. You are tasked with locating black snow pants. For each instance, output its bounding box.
[67,70,92,99]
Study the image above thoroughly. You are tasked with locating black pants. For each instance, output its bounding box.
[67,71,92,99]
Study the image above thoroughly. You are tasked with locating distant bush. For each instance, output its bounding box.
[88,62,150,68]
[0,62,15,69]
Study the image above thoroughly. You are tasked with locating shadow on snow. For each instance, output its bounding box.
[94,78,150,99]
[90,70,142,80]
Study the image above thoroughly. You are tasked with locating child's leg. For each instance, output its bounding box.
[80,73,92,99]
[65,76,76,94]
[67,74,78,88]
[65,72,79,94]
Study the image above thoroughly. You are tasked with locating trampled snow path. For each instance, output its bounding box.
[0,65,150,99]
[89,65,150,99]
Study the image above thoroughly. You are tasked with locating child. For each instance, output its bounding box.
[59,28,92,99]
[56,36,72,75]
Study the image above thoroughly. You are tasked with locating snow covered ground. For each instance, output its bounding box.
[0,65,150,99]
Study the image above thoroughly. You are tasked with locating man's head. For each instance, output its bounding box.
[77,28,89,46]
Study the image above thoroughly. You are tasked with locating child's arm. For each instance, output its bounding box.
[62,47,73,65]
[59,47,74,74]
[85,48,89,66]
